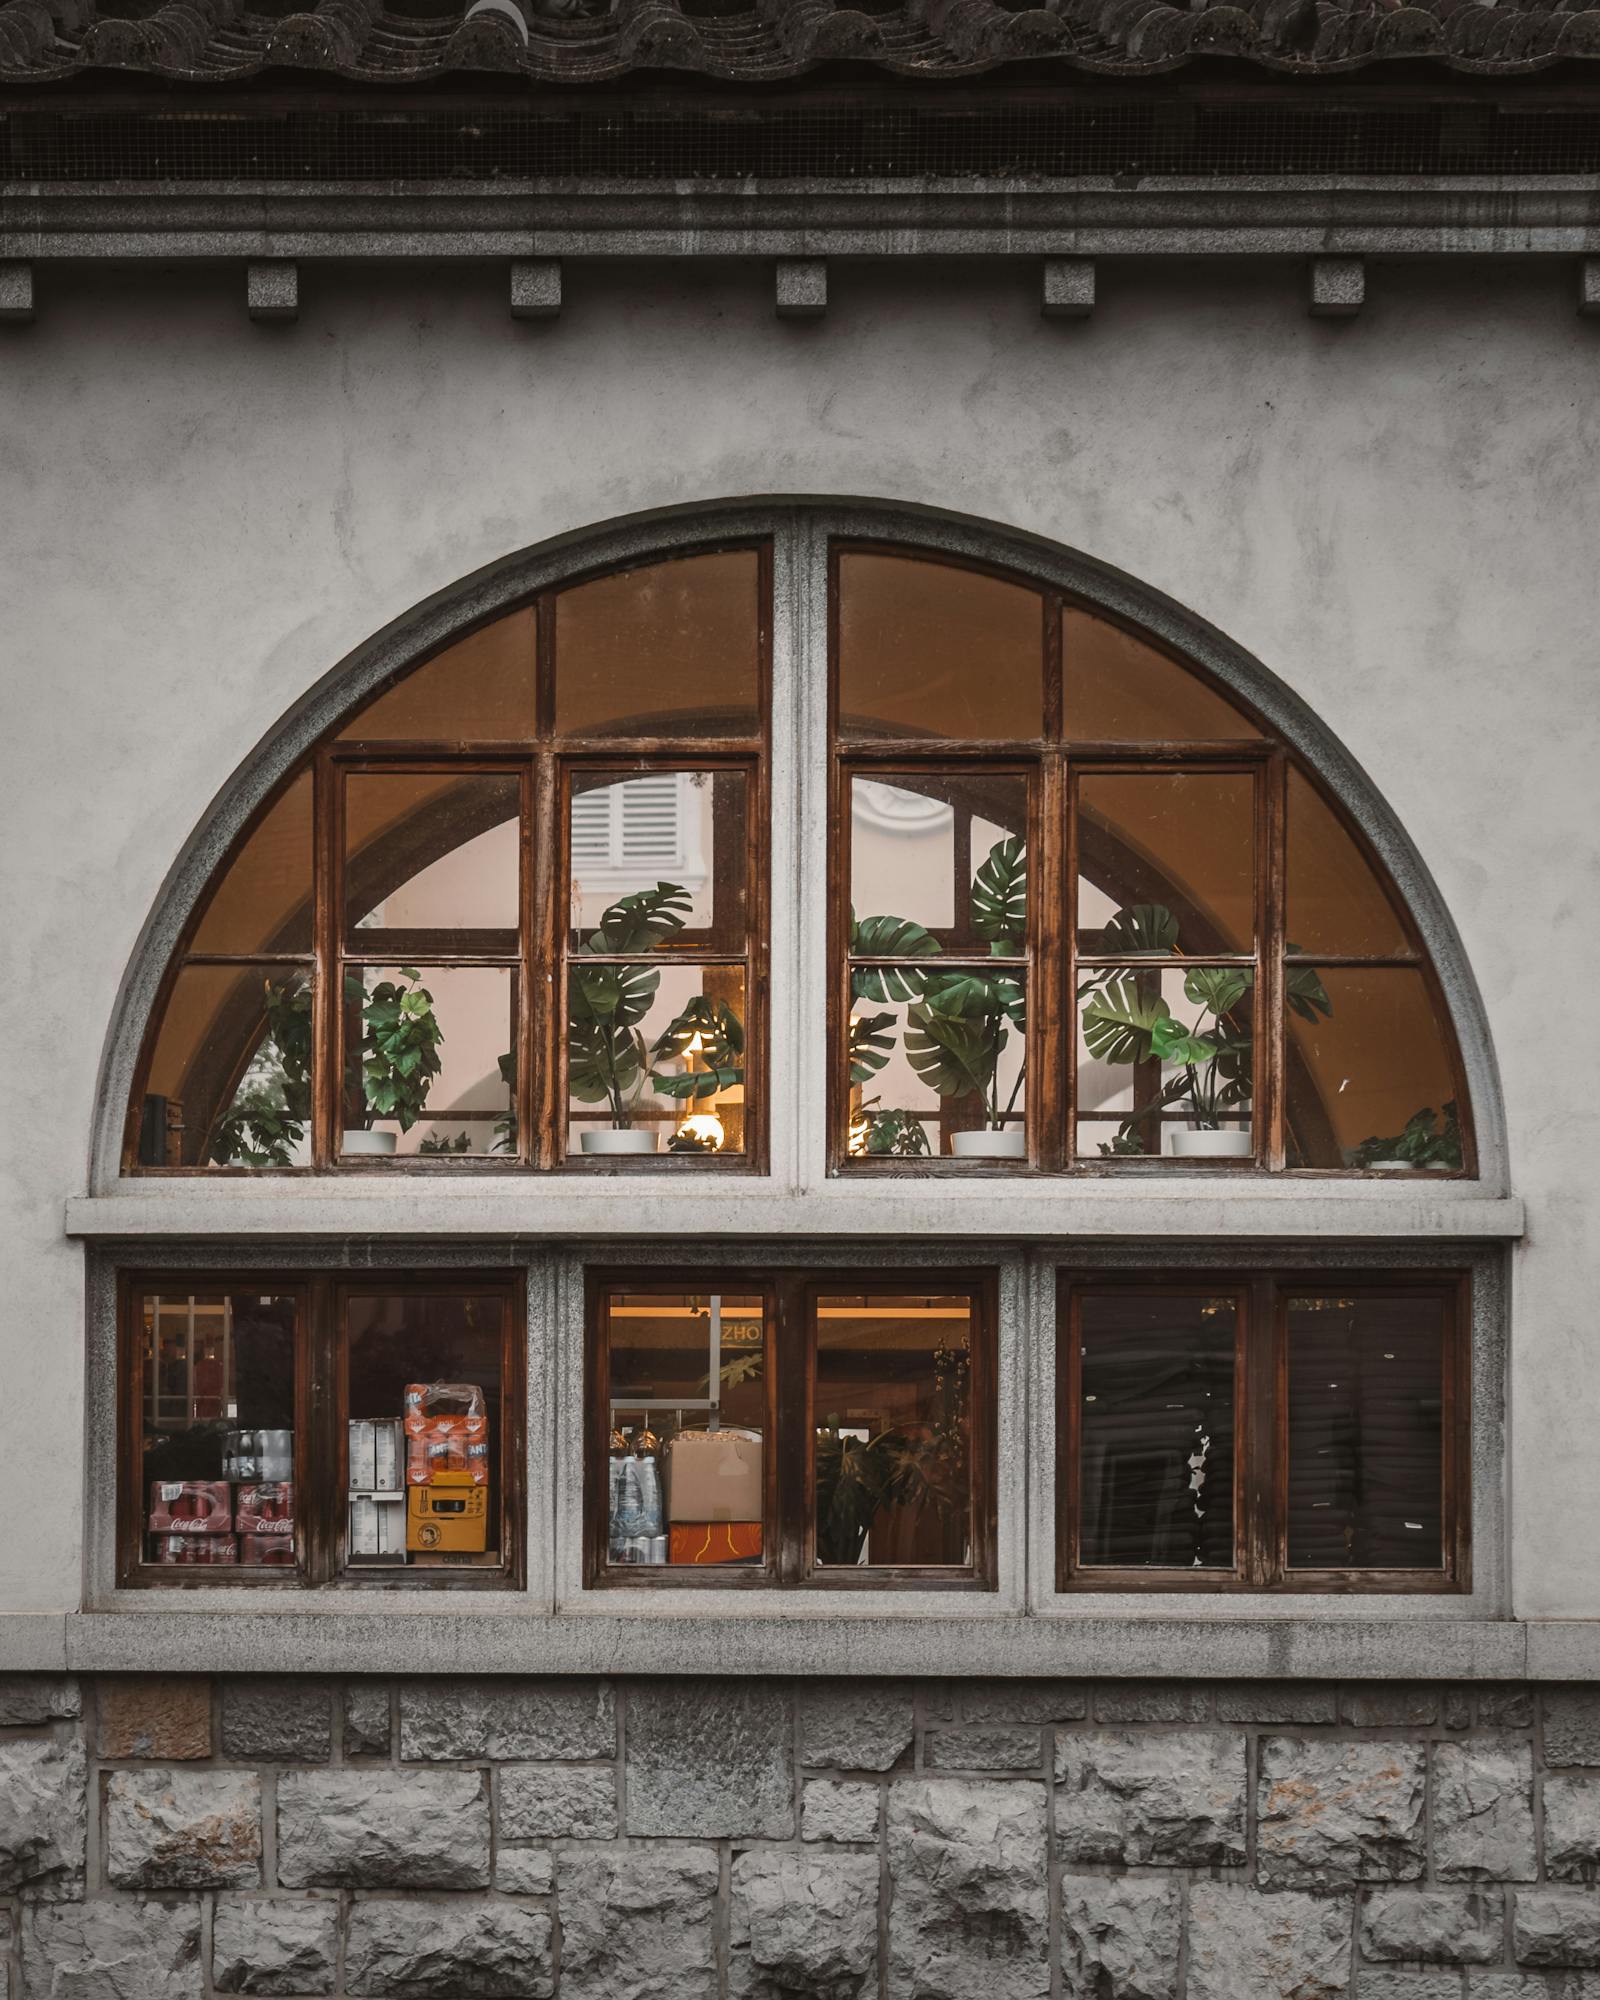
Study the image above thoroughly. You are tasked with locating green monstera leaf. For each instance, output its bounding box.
[904,1000,1004,1103]
[651,995,745,1102]
[587,882,692,956]
[1079,975,1172,1067]
[1099,903,1180,955]
[1183,965,1252,1016]
[1150,1016,1218,1067]
[971,836,1027,953]
[1285,954,1334,1023]
[848,1009,897,1086]
[850,912,941,1002]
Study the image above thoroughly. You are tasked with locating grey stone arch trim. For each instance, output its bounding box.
[87,495,1509,1197]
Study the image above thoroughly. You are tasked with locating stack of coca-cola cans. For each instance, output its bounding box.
[235,1481,295,1566]
[149,1480,237,1564]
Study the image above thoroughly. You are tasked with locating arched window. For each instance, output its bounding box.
[124,522,1472,1179]
[129,543,768,1172]
[834,544,1471,1175]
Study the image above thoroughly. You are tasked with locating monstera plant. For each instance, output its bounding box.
[568,881,744,1153]
[1077,903,1331,1156]
[850,835,1029,1157]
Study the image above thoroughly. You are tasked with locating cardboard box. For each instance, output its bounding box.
[154,1532,238,1565]
[235,1482,293,1535]
[668,1522,762,1566]
[664,1431,762,1523]
[148,1480,233,1535]
[348,1491,408,1561]
[239,1532,296,1567]
[407,1472,488,1553]
[348,1420,404,1493]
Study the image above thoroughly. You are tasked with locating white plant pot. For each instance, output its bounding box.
[342,1129,397,1157]
[950,1129,1027,1160]
[581,1129,660,1156]
[1170,1128,1253,1159]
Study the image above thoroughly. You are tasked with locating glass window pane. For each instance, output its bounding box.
[141,1290,298,1570]
[1078,773,1255,956]
[848,974,1027,1161]
[336,611,536,744]
[345,1291,507,1572]
[1287,1292,1445,1569]
[142,966,313,1168]
[837,552,1044,742]
[850,773,1027,952]
[1285,969,1462,1170]
[570,771,747,951]
[345,773,520,938]
[190,773,313,957]
[1077,1292,1236,1570]
[1076,964,1254,1159]
[340,966,514,1158]
[1065,611,1261,743]
[554,550,761,739]
[602,1290,767,1568]
[814,1292,976,1569]
[1286,768,1410,958]
[568,965,746,1157]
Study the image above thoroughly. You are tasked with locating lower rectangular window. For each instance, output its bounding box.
[1058,1270,1468,1592]
[588,1272,994,1588]
[120,1273,524,1589]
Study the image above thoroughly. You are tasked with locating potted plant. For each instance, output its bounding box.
[569,882,745,1155]
[850,834,1029,1160]
[209,975,312,1167]
[1078,903,1331,1158]
[342,966,445,1155]
[1353,1101,1461,1171]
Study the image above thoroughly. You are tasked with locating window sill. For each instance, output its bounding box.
[11,1608,1592,1682]
[66,1180,1524,1241]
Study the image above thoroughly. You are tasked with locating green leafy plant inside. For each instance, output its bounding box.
[814,1340,972,1567]
[568,881,745,1134]
[850,834,1028,1142]
[1077,903,1332,1149]
[209,976,313,1167]
[1352,1100,1461,1170]
[348,967,445,1133]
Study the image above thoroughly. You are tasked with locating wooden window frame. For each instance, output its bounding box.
[828,536,1476,1178]
[584,1267,998,1592]
[1055,1267,1470,1594]
[117,1269,526,1591]
[123,537,772,1176]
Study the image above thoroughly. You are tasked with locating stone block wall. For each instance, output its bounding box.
[1,1672,1599,1998]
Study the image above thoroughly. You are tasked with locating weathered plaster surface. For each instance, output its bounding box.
[1,257,1595,1623]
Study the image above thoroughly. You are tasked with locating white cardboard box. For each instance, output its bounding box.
[348,1419,404,1493]
[348,1491,407,1560]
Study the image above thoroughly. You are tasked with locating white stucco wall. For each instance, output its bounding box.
[1,255,1594,1627]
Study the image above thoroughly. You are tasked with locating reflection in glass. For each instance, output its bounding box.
[336,611,537,744]
[1287,1293,1445,1569]
[140,1290,297,1568]
[346,1291,506,1571]
[569,770,747,949]
[344,773,520,937]
[568,964,746,1156]
[1077,1292,1236,1569]
[837,553,1044,742]
[1065,611,1262,743]
[555,551,761,739]
[1286,768,1409,958]
[814,1293,974,1569]
[143,966,314,1168]
[851,773,1027,948]
[849,974,1026,1160]
[1076,964,1256,1158]
[1285,970,1461,1170]
[341,966,514,1157]
[1077,773,1255,956]
[190,773,314,957]
[602,1291,766,1567]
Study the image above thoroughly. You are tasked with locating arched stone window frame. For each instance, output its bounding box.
[91,500,1506,1198]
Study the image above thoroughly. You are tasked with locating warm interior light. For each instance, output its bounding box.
[678,1112,725,1151]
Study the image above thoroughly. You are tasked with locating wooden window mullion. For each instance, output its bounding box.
[311,750,338,1169]
[303,1277,338,1586]
[776,1274,809,1585]
[532,747,560,1169]
[1241,1274,1282,1588]
[1259,751,1288,1171]
[1036,748,1068,1170]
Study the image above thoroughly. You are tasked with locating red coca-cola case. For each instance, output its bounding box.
[235,1483,294,1534]
[239,1533,296,1567]
[154,1532,239,1565]
[148,1480,233,1535]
